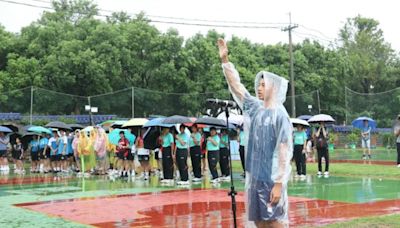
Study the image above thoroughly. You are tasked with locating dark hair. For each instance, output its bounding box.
[210,127,217,132]
[119,131,125,135]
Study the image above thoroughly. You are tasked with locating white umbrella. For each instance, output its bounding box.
[290,118,310,127]
[308,114,335,123]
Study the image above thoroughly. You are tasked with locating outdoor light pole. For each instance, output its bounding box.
[308,105,313,115]
[85,105,98,126]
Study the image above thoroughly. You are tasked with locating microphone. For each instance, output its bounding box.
[207,98,237,108]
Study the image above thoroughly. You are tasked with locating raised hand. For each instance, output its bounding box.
[217,38,229,63]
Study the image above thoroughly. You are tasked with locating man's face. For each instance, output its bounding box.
[363,120,368,127]
[257,79,265,100]
[257,78,273,101]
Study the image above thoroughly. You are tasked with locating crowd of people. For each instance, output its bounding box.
[0,124,249,186]
[0,116,399,183]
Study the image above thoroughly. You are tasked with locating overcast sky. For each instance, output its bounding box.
[0,0,399,52]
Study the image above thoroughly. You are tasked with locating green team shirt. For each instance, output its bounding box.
[162,133,174,147]
[189,132,201,147]
[220,134,228,148]
[176,133,189,149]
[293,131,307,145]
[207,135,220,151]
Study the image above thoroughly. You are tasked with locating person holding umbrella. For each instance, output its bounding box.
[207,127,220,184]
[160,127,175,184]
[174,125,190,185]
[58,129,68,173]
[361,120,372,160]
[29,135,40,173]
[11,137,24,174]
[219,129,230,182]
[316,122,329,177]
[136,128,150,180]
[0,131,10,172]
[39,133,49,173]
[116,131,130,178]
[48,130,59,173]
[189,124,202,182]
[293,124,308,179]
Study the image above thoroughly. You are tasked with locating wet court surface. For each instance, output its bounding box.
[1,171,400,227]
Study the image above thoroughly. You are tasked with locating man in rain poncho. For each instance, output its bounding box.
[218,38,293,227]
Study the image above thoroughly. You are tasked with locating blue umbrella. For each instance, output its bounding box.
[108,129,136,145]
[297,115,313,121]
[143,117,174,128]
[28,126,52,135]
[0,126,12,133]
[352,117,377,129]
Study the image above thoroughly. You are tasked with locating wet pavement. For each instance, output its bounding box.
[1,170,400,227]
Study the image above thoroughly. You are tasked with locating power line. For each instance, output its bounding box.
[298,24,335,40]
[1,0,283,29]
[0,0,52,9]
[294,30,334,43]
[27,0,289,26]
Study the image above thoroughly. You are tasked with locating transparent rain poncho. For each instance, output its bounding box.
[222,62,293,226]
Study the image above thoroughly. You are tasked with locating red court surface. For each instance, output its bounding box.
[15,189,400,227]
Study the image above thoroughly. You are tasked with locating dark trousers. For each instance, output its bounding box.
[208,150,220,179]
[239,145,245,172]
[162,147,174,180]
[397,143,400,165]
[294,145,306,175]
[190,146,202,178]
[317,147,329,172]
[219,147,230,176]
[176,148,188,181]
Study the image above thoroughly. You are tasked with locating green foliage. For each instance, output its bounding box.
[347,132,359,144]
[0,2,399,124]
[380,133,396,148]
[328,132,338,144]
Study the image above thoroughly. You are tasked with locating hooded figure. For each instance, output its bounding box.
[219,39,293,227]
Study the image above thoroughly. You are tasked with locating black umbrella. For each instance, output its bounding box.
[195,117,226,128]
[45,121,72,131]
[162,115,193,125]
[144,127,161,150]
[21,132,41,150]
[0,123,23,133]
[8,131,25,145]
[68,124,84,130]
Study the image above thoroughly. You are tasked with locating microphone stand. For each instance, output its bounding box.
[223,106,238,228]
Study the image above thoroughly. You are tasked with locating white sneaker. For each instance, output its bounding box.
[324,171,329,177]
[192,177,202,182]
[317,171,322,176]
[160,179,171,184]
[177,181,190,185]
[397,164,400,168]
[210,178,220,184]
[222,176,231,182]
[300,175,306,180]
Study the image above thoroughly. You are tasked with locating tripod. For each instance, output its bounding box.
[223,106,238,228]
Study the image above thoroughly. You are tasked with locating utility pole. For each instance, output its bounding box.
[282,13,298,118]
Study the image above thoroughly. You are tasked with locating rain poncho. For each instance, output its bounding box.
[222,62,293,226]
[94,128,107,158]
[72,131,80,157]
